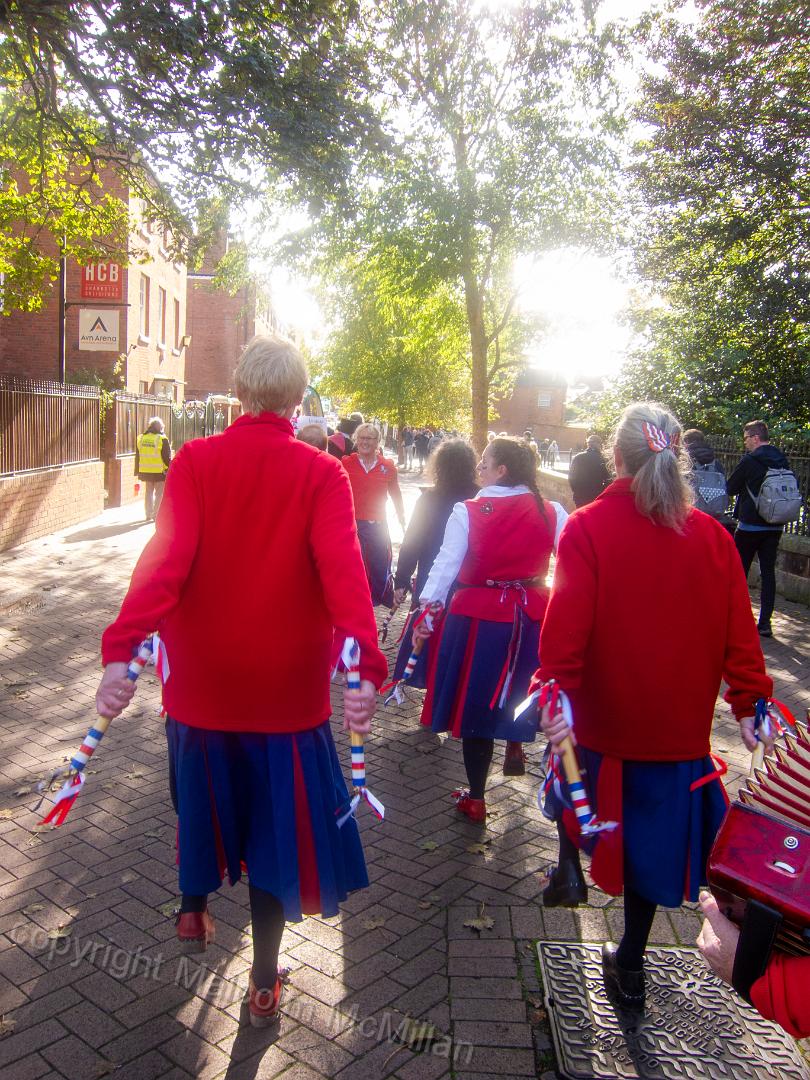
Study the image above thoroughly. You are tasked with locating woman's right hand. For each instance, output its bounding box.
[411,608,433,644]
[540,702,574,751]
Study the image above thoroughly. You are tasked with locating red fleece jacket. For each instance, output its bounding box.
[751,953,810,1038]
[537,477,771,761]
[102,412,388,732]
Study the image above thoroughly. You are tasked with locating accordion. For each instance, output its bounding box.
[707,720,810,996]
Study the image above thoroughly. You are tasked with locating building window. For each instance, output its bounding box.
[173,298,181,349]
[158,286,167,346]
[139,380,149,396]
[139,274,150,339]
[537,392,552,408]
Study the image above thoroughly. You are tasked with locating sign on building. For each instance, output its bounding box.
[81,262,123,301]
[79,309,120,351]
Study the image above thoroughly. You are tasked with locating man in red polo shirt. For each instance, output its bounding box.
[343,424,406,606]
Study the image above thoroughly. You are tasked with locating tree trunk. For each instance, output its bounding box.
[463,272,489,453]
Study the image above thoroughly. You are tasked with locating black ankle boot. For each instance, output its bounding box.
[541,859,587,908]
[602,942,645,1010]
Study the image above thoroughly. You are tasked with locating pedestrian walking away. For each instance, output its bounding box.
[96,335,387,1028]
[568,435,610,508]
[534,402,771,1012]
[342,423,406,607]
[726,419,796,637]
[135,416,172,521]
[416,437,568,820]
[390,439,479,690]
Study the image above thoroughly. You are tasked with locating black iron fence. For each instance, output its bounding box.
[709,434,810,538]
[111,394,239,457]
[0,375,101,476]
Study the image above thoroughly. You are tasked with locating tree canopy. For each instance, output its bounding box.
[0,0,378,307]
[620,0,810,433]
[307,0,623,447]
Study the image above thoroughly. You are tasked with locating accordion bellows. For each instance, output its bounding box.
[707,721,810,957]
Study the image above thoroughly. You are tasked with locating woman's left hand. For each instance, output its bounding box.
[696,891,739,985]
[343,679,376,735]
[96,663,136,719]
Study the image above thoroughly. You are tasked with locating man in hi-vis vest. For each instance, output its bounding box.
[135,417,172,521]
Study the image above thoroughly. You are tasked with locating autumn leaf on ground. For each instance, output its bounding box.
[22,903,44,915]
[0,1015,16,1038]
[144,830,166,841]
[13,786,32,797]
[530,1006,547,1025]
[158,900,179,918]
[124,769,144,780]
[463,903,495,934]
[361,914,386,930]
[420,839,439,852]
[465,840,491,855]
[0,808,19,820]
[417,900,432,910]
[47,926,71,940]
[93,1061,116,1077]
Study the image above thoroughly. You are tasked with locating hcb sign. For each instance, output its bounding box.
[81,261,123,301]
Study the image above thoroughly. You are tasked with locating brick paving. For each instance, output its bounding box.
[0,480,808,1080]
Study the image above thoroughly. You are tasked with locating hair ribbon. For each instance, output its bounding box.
[642,421,679,453]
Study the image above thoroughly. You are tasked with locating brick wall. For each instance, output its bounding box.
[184,280,252,399]
[104,454,140,509]
[0,462,105,552]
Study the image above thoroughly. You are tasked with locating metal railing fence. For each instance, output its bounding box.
[0,375,101,476]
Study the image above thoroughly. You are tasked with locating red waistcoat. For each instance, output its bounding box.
[450,493,556,622]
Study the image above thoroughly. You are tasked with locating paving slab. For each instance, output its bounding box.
[0,476,808,1077]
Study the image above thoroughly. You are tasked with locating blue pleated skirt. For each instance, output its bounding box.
[165,717,369,921]
[423,611,539,742]
[541,743,728,906]
[356,520,394,608]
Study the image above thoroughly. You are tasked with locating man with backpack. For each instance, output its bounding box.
[726,420,802,638]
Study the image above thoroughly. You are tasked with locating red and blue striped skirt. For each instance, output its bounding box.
[420,611,540,742]
[166,717,368,921]
[541,743,729,905]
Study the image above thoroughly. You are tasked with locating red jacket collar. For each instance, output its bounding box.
[599,476,633,498]
[230,411,294,437]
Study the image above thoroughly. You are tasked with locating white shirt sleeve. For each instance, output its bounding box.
[419,501,470,606]
[550,501,568,552]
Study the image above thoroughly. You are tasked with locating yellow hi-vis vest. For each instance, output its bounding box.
[137,432,167,474]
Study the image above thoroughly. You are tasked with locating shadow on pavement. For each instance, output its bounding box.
[63,521,152,543]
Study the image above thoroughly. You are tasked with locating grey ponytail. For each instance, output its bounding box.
[611,403,694,530]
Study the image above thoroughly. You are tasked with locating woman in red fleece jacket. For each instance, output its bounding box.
[97,336,387,1027]
[536,402,772,1011]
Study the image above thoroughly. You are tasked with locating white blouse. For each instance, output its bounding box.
[419,485,568,606]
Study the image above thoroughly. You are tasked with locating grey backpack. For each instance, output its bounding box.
[748,467,803,524]
[694,463,728,517]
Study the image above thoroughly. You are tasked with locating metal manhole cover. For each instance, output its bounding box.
[538,942,809,1079]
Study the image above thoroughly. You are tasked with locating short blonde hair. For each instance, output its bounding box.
[297,424,327,450]
[233,335,308,416]
[354,423,380,443]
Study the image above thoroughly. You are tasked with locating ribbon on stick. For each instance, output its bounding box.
[380,601,442,705]
[39,637,155,826]
[336,638,385,828]
[751,697,798,775]
[516,679,617,838]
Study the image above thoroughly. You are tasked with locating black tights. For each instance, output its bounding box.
[462,737,494,799]
[553,824,657,970]
[180,885,286,991]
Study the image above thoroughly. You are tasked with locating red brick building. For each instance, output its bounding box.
[0,174,188,399]
[493,368,571,443]
[183,233,278,399]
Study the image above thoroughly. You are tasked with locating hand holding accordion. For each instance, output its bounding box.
[707,716,810,1000]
